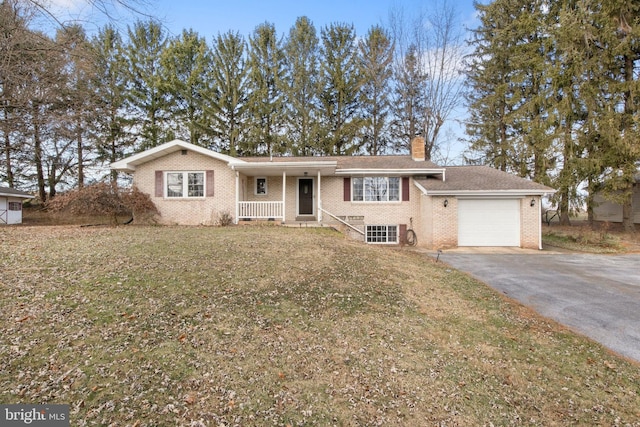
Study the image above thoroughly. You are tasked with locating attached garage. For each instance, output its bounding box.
[414,166,555,249]
[458,198,520,246]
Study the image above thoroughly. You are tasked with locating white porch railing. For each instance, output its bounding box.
[238,201,284,220]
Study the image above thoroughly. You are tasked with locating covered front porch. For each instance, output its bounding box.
[229,159,337,224]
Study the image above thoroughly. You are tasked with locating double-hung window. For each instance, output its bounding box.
[352,177,400,202]
[166,172,205,198]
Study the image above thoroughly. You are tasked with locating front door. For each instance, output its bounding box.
[298,178,314,216]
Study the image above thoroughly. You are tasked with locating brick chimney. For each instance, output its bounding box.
[411,136,425,161]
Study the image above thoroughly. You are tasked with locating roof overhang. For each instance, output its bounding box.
[229,160,338,176]
[335,168,446,176]
[110,139,241,173]
[414,182,556,197]
[0,190,34,199]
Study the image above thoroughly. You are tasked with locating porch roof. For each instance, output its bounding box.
[229,159,338,176]
[229,155,443,177]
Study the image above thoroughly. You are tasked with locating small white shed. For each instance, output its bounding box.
[0,186,34,225]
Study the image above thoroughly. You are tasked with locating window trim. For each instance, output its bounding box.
[165,171,206,199]
[352,176,401,203]
[365,225,399,244]
[8,202,22,211]
[255,177,268,196]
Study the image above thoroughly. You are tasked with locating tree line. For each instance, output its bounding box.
[1,0,464,203]
[464,0,640,230]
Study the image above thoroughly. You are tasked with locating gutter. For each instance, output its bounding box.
[335,168,446,176]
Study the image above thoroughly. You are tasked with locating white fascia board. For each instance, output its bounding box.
[110,139,242,172]
[423,189,556,197]
[229,160,337,170]
[0,192,34,199]
[335,168,446,176]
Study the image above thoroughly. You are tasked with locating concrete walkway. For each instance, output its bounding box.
[427,249,640,363]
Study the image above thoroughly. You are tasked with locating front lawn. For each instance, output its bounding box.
[1,225,639,426]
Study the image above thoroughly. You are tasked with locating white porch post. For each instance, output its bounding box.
[317,170,322,222]
[282,171,287,224]
[235,171,240,224]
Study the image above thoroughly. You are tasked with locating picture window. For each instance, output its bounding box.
[352,177,400,202]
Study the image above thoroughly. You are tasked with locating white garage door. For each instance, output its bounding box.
[458,199,520,246]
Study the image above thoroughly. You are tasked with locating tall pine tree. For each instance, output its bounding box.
[358,25,394,155]
[246,22,285,156]
[208,31,248,156]
[90,25,132,182]
[125,20,169,151]
[464,0,522,171]
[390,44,427,153]
[283,16,320,156]
[318,23,362,155]
[161,29,212,146]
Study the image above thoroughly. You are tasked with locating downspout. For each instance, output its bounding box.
[234,169,239,224]
[282,171,286,224]
[317,170,322,222]
[537,196,543,250]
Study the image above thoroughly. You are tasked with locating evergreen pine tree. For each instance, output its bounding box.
[318,23,362,155]
[246,22,285,156]
[358,25,394,155]
[161,29,212,146]
[90,25,133,182]
[390,44,427,154]
[208,31,248,156]
[283,16,320,156]
[125,20,169,151]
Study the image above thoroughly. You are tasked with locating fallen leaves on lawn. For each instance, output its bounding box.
[0,225,639,426]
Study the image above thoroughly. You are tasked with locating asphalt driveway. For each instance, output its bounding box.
[434,251,640,363]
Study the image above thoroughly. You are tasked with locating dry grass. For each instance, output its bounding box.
[1,225,639,426]
[543,221,640,253]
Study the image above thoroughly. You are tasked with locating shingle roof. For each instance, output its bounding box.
[415,166,555,194]
[242,155,440,170]
[0,186,34,198]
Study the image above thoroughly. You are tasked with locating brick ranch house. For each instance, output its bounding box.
[111,138,555,249]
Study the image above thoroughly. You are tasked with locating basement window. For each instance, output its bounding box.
[366,225,398,244]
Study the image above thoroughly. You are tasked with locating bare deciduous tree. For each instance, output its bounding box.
[23,0,153,29]
[388,0,466,161]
